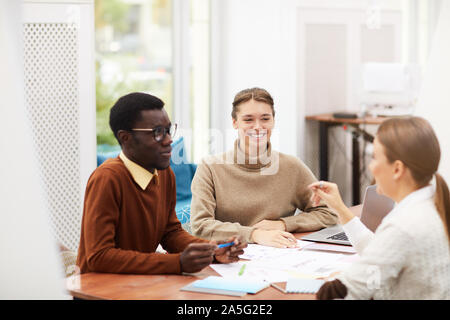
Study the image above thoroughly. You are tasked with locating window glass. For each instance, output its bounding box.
[95,0,173,146]
[190,0,210,162]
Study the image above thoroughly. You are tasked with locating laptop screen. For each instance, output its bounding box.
[359,185,395,232]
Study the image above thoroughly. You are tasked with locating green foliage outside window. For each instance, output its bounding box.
[95,0,173,146]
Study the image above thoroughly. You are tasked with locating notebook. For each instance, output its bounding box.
[180,283,246,297]
[189,276,269,294]
[285,278,325,294]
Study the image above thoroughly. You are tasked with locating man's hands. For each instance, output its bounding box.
[213,237,247,264]
[180,243,216,273]
[179,238,248,273]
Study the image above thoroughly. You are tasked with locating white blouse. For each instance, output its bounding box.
[337,185,450,299]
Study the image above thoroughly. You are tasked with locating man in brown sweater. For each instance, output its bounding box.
[77,92,245,275]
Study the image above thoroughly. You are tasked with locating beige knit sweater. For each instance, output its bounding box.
[190,141,338,243]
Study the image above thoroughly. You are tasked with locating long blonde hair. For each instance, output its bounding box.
[377,116,450,240]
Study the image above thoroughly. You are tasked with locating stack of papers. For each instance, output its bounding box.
[303,242,357,254]
[181,242,358,296]
[285,278,325,294]
[239,240,312,260]
[211,250,345,282]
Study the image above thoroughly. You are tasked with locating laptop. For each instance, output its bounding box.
[301,185,395,246]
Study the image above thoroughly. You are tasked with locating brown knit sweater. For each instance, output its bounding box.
[76,157,207,274]
[190,141,338,242]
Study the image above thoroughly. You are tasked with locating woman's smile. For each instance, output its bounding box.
[245,129,268,140]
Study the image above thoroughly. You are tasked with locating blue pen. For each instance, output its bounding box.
[217,241,234,248]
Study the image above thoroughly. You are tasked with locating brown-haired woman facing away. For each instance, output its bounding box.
[190,87,338,248]
[310,116,450,300]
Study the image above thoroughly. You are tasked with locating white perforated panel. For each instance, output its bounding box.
[23,23,81,251]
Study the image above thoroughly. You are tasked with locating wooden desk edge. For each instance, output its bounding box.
[68,289,109,300]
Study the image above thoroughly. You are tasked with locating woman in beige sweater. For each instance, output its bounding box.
[190,88,338,248]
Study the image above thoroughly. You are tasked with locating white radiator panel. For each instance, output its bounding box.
[22,1,96,251]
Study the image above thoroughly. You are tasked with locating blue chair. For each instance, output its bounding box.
[96,137,196,232]
[170,138,197,233]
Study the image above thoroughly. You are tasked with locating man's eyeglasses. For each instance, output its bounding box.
[131,123,177,142]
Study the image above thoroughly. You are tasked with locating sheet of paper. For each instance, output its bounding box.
[212,249,347,282]
[303,242,357,254]
[340,253,360,263]
[210,261,289,283]
[239,240,313,260]
[272,250,344,278]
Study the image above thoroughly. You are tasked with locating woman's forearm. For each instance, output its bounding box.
[335,203,356,225]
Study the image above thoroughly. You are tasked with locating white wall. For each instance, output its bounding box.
[211,0,298,156]
[211,0,403,160]
[415,0,450,183]
[0,0,67,299]
[211,0,404,205]
[211,0,443,204]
